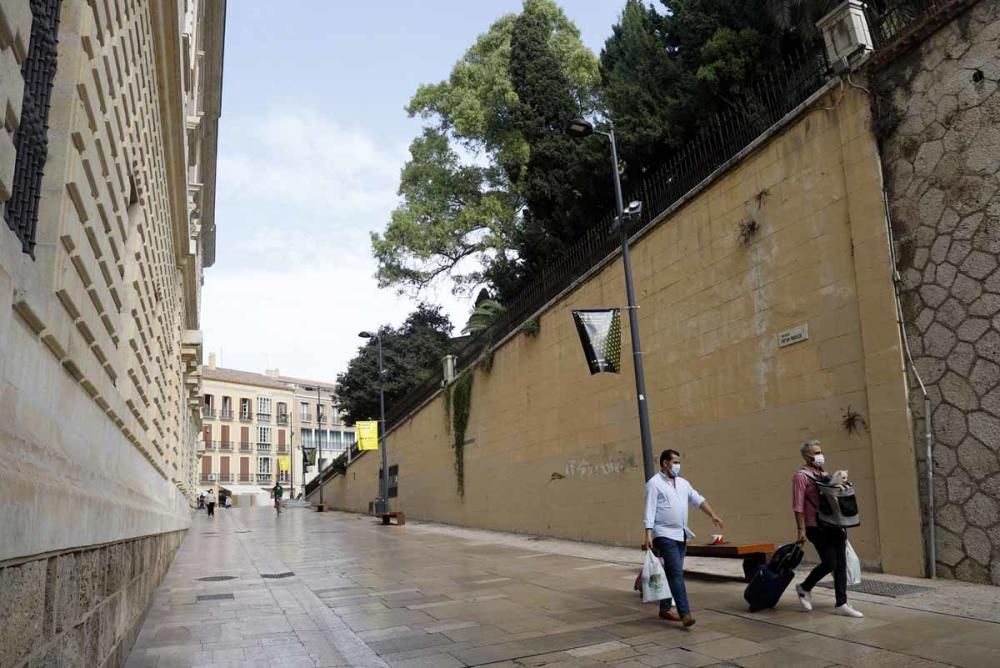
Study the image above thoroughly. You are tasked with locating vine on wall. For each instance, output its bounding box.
[443,371,473,498]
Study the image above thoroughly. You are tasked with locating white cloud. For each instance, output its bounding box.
[217,110,405,220]
[203,108,471,382]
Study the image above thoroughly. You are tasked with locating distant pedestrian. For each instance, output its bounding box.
[224,495,232,509]
[792,440,863,618]
[197,494,205,510]
[272,483,284,515]
[643,449,724,627]
[205,489,216,517]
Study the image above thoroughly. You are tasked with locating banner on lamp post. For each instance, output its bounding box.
[571,309,622,374]
[357,420,379,451]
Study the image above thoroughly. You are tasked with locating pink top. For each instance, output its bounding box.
[792,465,823,528]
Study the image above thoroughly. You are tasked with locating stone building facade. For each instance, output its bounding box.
[198,357,354,502]
[0,0,224,665]
[876,0,1000,585]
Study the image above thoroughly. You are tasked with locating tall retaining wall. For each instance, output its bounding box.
[876,0,1000,584]
[319,83,926,577]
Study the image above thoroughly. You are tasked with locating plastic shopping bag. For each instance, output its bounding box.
[641,549,671,603]
[845,540,862,585]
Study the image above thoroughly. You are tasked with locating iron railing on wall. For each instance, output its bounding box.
[865,0,979,51]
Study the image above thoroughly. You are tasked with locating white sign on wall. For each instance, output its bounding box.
[778,324,809,348]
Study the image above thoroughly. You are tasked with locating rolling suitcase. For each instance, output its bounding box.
[743,543,803,612]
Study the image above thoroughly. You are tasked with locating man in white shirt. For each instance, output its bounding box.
[643,449,724,626]
[205,489,217,517]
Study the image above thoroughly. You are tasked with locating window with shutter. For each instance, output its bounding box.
[4,0,62,256]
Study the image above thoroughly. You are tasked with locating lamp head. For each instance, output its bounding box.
[358,331,374,339]
[566,118,594,138]
[624,200,643,217]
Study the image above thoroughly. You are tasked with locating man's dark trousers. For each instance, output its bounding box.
[653,537,690,616]
[801,525,847,606]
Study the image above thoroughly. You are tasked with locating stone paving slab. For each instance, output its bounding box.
[127,509,1000,667]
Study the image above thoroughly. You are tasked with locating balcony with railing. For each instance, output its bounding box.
[257,443,272,453]
[256,473,273,483]
[257,412,271,424]
[239,441,252,452]
[239,474,251,482]
[219,441,233,451]
[203,441,217,451]
[200,473,216,483]
[239,412,253,423]
[217,473,233,482]
[300,412,312,423]
[277,414,289,425]
[219,409,233,421]
[201,407,216,419]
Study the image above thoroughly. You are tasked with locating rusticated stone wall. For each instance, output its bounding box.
[877,0,1000,584]
[0,530,183,668]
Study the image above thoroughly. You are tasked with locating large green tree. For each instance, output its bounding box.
[372,0,603,300]
[600,0,831,183]
[509,2,611,280]
[335,305,453,425]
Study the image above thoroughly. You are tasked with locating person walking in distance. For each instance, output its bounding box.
[205,489,216,518]
[793,440,863,618]
[643,449,724,626]
[272,482,284,516]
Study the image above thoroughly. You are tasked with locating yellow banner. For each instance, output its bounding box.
[357,420,379,451]
[277,455,290,472]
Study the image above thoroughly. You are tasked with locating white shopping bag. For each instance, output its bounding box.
[641,549,672,603]
[845,540,862,585]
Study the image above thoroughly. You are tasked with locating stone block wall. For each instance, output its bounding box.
[0,530,183,667]
[876,0,1000,583]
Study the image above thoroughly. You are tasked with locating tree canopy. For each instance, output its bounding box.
[374,0,835,300]
[335,304,453,425]
[372,0,604,301]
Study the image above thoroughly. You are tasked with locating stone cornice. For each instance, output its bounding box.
[198,1,226,269]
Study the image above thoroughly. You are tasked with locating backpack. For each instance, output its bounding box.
[801,470,860,528]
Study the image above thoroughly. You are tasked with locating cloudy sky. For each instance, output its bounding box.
[202,1,622,381]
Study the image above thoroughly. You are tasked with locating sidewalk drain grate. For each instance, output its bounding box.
[817,580,931,597]
[196,576,237,582]
[196,593,234,601]
[235,530,251,533]
[261,572,295,579]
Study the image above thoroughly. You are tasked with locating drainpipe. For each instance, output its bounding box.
[880,180,936,579]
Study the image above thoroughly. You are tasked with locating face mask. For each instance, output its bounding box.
[670,463,681,477]
[812,454,825,467]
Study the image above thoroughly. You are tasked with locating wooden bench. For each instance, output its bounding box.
[380,511,405,526]
[685,543,775,582]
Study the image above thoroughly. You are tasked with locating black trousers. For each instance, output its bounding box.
[207,502,215,517]
[801,525,847,606]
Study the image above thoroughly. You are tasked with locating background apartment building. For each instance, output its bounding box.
[199,355,354,500]
[0,1,224,665]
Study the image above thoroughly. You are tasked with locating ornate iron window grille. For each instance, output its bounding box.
[4,0,62,258]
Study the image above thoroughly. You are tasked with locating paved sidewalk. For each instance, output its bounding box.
[127,508,1000,668]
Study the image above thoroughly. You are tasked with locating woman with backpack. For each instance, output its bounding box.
[792,440,864,618]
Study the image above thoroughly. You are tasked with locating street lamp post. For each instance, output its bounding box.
[567,118,656,482]
[359,330,388,514]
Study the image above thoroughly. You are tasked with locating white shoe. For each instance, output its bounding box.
[795,585,813,612]
[834,603,864,618]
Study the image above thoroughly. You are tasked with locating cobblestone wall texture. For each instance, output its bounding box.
[0,530,183,668]
[878,0,1000,584]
